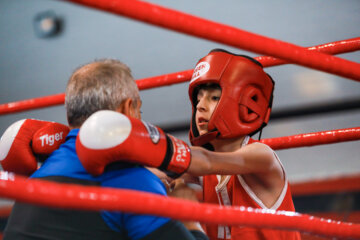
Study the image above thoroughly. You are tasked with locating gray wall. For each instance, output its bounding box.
[0,0,359,184]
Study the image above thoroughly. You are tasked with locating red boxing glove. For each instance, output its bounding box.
[76,110,191,178]
[0,119,70,175]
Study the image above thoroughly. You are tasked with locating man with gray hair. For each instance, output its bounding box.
[3,59,208,240]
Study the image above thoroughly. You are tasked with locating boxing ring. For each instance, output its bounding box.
[0,0,360,239]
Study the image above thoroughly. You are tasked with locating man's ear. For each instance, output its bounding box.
[116,98,133,116]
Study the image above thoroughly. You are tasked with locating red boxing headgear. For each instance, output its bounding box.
[189,49,274,147]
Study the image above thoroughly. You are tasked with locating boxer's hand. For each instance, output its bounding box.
[76,110,191,178]
[168,178,205,233]
[0,119,69,175]
[146,167,173,192]
[168,178,199,202]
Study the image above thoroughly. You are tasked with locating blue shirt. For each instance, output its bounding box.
[31,129,170,240]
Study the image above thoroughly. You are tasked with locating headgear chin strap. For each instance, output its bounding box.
[189,49,275,147]
[190,131,219,147]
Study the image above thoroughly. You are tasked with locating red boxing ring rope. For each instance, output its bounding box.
[66,0,360,81]
[261,126,360,150]
[0,93,65,116]
[257,37,360,68]
[0,37,359,115]
[0,172,359,239]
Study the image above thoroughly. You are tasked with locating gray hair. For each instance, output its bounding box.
[65,59,140,127]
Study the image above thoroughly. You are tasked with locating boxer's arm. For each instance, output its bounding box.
[0,119,69,175]
[76,110,280,178]
[187,143,282,176]
[76,110,191,178]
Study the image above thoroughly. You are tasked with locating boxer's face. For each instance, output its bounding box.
[195,86,221,136]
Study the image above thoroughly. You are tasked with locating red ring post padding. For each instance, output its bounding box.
[66,0,360,81]
[0,171,359,239]
[0,38,359,115]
